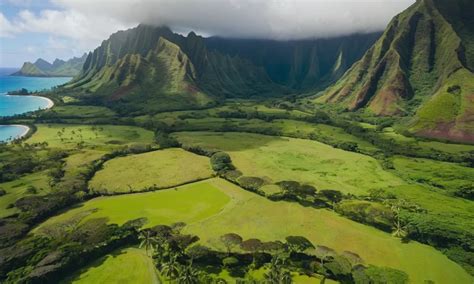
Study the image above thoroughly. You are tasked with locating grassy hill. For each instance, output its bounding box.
[317,0,474,143]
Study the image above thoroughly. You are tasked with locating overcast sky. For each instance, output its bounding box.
[0,0,415,67]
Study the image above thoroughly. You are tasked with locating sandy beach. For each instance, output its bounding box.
[36,95,54,109]
[12,124,30,138]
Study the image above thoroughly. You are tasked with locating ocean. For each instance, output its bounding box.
[0,68,72,141]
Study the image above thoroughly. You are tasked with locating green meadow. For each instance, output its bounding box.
[35,179,472,284]
[63,248,159,284]
[89,148,213,193]
[27,124,154,149]
[174,132,402,195]
[0,171,51,218]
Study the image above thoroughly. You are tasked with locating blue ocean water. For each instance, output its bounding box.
[0,68,72,141]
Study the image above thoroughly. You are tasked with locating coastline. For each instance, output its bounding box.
[0,124,30,142]
[12,124,30,138]
[4,93,54,110]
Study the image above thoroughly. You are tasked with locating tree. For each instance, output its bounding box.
[177,264,201,284]
[210,152,234,173]
[220,233,243,254]
[240,238,262,265]
[285,236,314,253]
[391,202,407,238]
[319,189,343,205]
[161,253,180,280]
[139,229,156,256]
[311,245,336,283]
[264,257,293,284]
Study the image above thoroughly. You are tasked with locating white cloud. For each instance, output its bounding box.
[0,12,19,37]
[50,0,415,40]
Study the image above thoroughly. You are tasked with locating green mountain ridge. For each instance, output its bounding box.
[63,25,379,114]
[318,0,474,143]
[13,54,87,77]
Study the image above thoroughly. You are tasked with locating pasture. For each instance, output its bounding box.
[0,171,51,218]
[35,178,472,284]
[89,148,213,193]
[63,248,159,284]
[27,124,154,149]
[174,132,402,195]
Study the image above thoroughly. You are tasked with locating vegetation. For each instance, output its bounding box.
[89,148,213,193]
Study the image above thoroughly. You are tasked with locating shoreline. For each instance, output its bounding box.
[0,124,30,141]
[3,93,55,110]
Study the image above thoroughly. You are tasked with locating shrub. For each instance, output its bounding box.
[210,152,235,173]
[0,189,6,196]
[336,200,393,231]
[237,176,265,191]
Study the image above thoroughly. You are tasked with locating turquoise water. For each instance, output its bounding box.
[0,125,28,142]
[0,68,71,141]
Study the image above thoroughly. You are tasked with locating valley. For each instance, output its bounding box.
[1,0,473,283]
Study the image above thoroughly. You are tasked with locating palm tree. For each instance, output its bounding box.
[265,257,292,284]
[177,264,201,284]
[138,230,156,256]
[391,203,407,238]
[279,270,292,284]
[161,253,180,280]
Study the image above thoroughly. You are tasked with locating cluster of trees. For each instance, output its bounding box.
[0,217,145,283]
[138,224,409,283]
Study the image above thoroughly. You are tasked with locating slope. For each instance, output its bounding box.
[317,0,474,143]
[13,54,87,77]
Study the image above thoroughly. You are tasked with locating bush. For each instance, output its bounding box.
[336,200,393,231]
[0,189,6,196]
[237,176,265,191]
[223,256,239,268]
[210,152,235,173]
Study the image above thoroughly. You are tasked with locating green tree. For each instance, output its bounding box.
[220,233,243,254]
[285,236,314,253]
[177,264,201,284]
[139,229,156,256]
[161,253,180,280]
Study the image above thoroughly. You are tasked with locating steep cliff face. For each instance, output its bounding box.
[318,0,474,142]
[13,55,87,77]
[64,24,379,113]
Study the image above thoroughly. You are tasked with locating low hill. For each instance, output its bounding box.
[13,54,87,77]
[62,25,379,114]
[318,0,474,143]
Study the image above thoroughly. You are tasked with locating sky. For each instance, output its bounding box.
[0,0,415,68]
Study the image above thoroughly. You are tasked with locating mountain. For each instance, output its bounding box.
[318,0,474,143]
[63,25,379,114]
[13,54,87,77]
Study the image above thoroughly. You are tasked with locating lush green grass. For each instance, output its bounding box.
[174,132,401,195]
[63,248,159,284]
[89,148,213,193]
[36,179,472,283]
[392,156,474,194]
[36,180,230,230]
[0,171,51,218]
[27,124,154,149]
[48,105,116,118]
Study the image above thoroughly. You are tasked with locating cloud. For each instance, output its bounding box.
[0,12,19,37]
[50,0,415,40]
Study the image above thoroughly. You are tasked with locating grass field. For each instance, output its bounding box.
[63,248,159,284]
[392,156,474,194]
[35,179,472,283]
[0,171,51,218]
[174,132,401,195]
[36,180,230,230]
[48,105,116,118]
[89,148,213,193]
[27,124,154,149]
